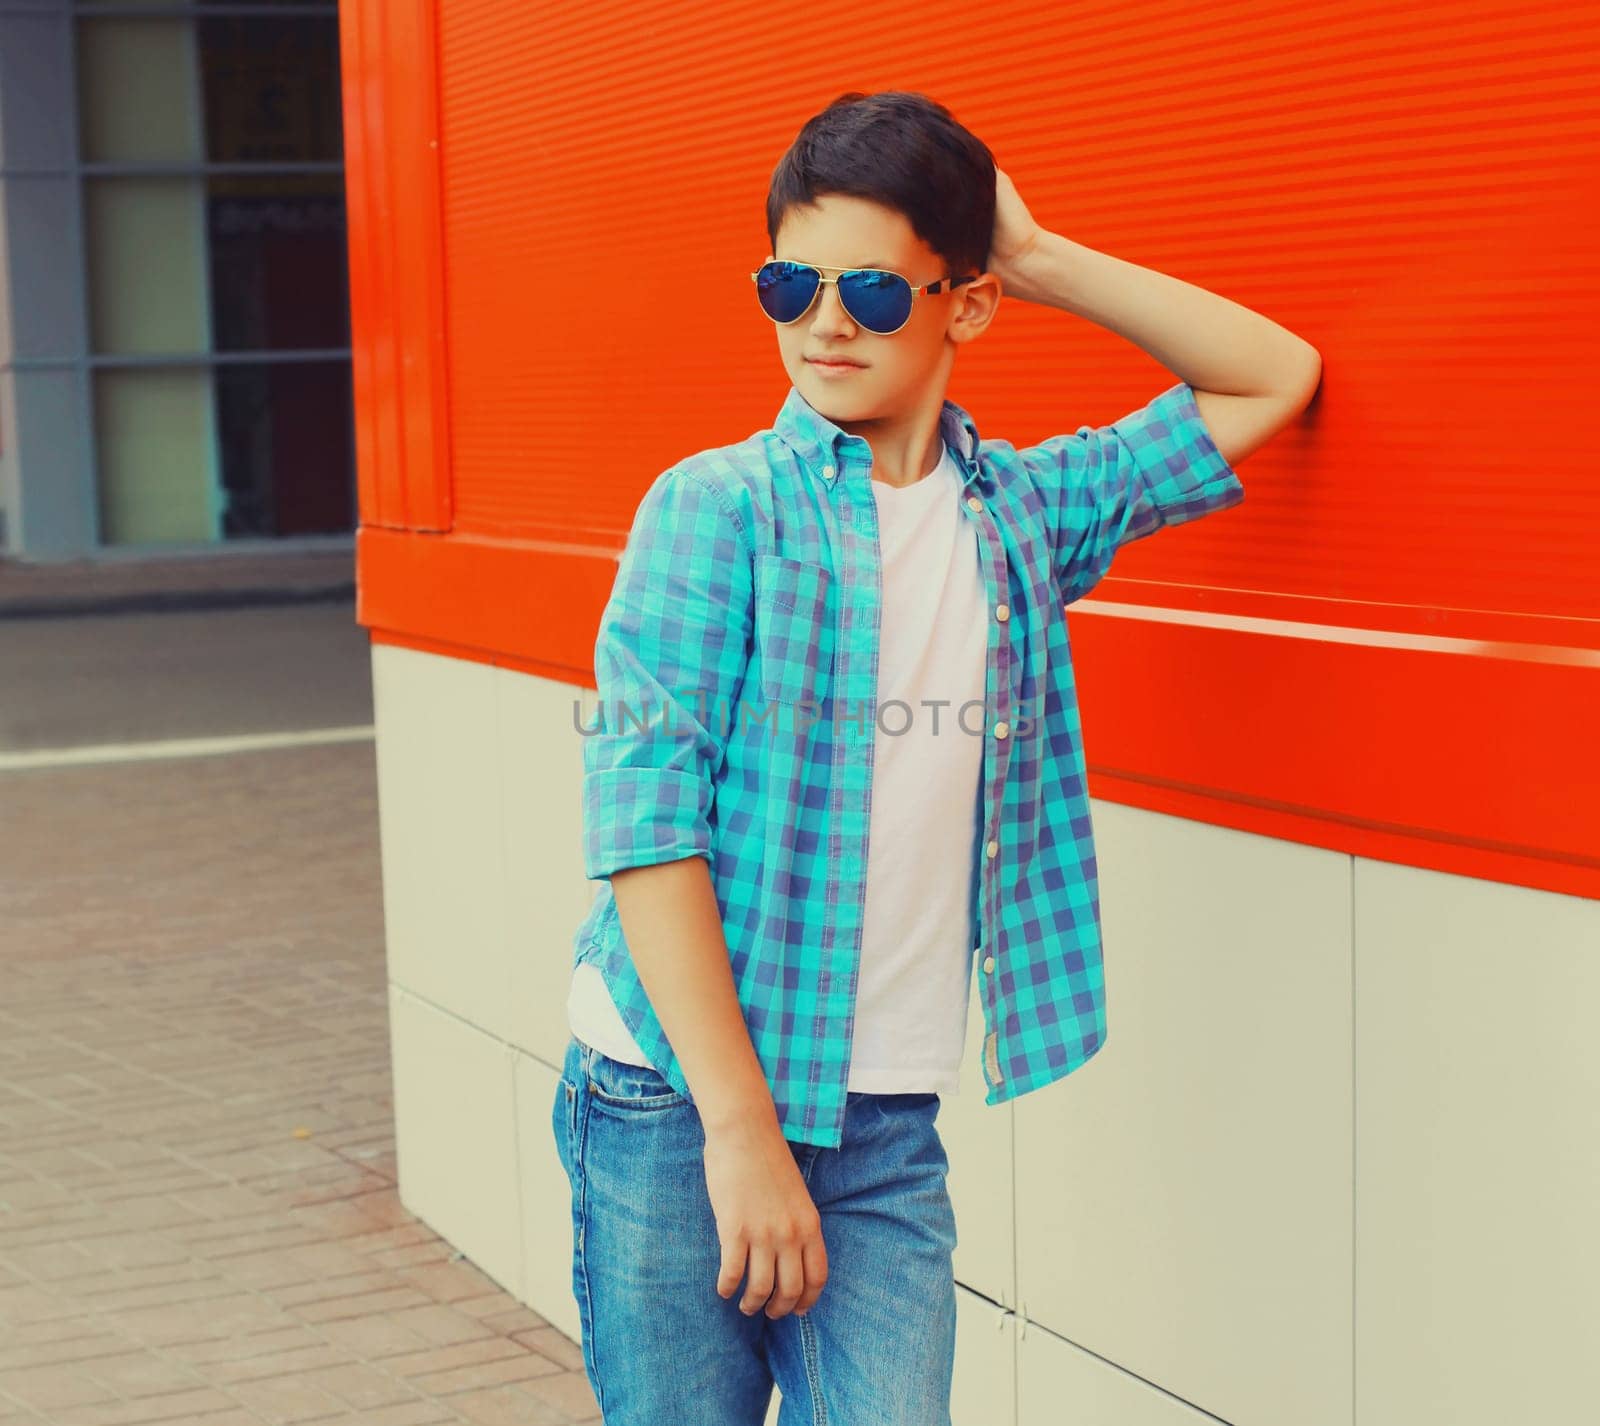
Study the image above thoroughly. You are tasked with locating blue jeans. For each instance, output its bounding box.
[552,1033,959,1425]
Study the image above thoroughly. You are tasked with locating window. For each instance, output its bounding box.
[76,2,353,544]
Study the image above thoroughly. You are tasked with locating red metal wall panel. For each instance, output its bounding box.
[345,0,1600,898]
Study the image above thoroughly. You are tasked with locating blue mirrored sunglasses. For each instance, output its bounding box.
[751,258,977,336]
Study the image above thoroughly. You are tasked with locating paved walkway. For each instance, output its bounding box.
[0,734,598,1423]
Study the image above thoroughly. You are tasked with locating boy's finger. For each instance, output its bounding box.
[764,1244,806,1319]
[716,1238,748,1300]
[795,1228,829,1315]
[739,1244,776,1315]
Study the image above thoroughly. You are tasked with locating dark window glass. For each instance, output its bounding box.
[199,13,350,353]
[216,359,355,538]
[207,173,350,351]
[198,14,343,165]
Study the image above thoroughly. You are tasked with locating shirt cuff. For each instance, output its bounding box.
[582,767,713,881]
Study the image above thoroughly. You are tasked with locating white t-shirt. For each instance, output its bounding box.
[567,440,987,1096]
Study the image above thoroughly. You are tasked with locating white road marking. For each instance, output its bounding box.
[0,726,376,772]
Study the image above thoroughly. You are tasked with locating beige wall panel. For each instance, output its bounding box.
[1016,802,1353,1426]
[1017,1316,1233,1426]
[388,984,523,1300]
[498,669,599,1065]
[373,644,517,1045]
[952,1287,1018,1426]
[1354,859,1600,1426]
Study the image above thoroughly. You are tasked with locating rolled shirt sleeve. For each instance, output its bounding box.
[1016,381,1245,605]
[581,467,754,881]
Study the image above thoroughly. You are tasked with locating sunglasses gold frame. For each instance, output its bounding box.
[750,257,977,335]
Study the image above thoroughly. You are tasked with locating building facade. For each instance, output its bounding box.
[347,4,1600,1422]
[0,0,354,560]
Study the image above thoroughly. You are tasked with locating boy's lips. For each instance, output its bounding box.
[807,355,866,369]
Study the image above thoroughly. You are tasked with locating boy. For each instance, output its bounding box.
[554,90,1320,1425]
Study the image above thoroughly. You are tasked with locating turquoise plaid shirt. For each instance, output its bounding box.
[574,380,1245,1148]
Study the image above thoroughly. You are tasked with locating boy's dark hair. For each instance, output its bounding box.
[765,90,996,281]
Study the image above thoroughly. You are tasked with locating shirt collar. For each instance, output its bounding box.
[772,383,984,491]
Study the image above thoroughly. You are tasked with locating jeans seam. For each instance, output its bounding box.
[798,1310,827,1425]
[570,1046,607,1421]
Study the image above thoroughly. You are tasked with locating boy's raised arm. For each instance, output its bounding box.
[987,172,1320,602]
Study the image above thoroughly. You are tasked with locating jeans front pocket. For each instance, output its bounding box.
[584,1042,689,1113]
[753,553,835,710]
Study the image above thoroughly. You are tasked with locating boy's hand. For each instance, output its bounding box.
[991,166,1047,288]
[704,1115,829,1320]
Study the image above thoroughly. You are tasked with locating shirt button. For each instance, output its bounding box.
[995,603,1009,621]
[823,464,835,479]
[986,839,998,858]
[994,721,1009,739]
[982,955,995,974]
[965,495,983,512]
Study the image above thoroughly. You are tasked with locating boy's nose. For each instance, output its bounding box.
[812,283,853,328]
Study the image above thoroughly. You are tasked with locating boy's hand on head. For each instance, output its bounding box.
[703,1115,829,1320]
[991,166,1047,289]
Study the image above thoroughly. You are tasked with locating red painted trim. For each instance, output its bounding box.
[358,527,1600,901]
[1067,602,1600,900]
[338,0,452,532]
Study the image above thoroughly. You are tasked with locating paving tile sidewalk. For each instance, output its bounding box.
[0,550,356,620]
[0,741,598,1424]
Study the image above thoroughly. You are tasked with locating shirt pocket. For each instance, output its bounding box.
[753,553,835,709]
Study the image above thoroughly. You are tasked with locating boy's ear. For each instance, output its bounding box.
[951,272,1003,339]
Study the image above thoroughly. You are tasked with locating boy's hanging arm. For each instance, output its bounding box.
[986,166,1323,465]
[584,467,830,1323]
